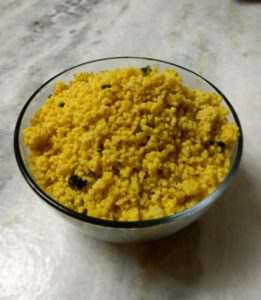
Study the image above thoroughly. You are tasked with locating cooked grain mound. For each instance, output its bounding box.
[23,67,238,221]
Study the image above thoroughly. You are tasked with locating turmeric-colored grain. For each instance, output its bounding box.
[23,67,238,221]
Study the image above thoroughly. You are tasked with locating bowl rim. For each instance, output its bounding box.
[14,56,243,228]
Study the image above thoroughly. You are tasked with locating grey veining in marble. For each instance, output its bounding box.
[1,0,261,299]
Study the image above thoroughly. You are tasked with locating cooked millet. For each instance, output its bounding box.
[23,67,239,221]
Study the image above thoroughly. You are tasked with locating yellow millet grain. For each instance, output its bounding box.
[23,67,239,221]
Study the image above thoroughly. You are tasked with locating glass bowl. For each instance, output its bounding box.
[14,57,243,242]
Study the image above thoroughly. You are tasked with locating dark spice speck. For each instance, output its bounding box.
[141,65,152,74]
[87,169,96,178]
[101,84,111,89]
[69,175,87,189]
[135,125,143,133]
[59,102,65,107]
[210,141,226,150]
[98,144,104,154]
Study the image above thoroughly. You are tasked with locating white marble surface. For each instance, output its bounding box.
[1,0,261,299]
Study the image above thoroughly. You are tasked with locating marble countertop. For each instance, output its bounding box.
[1,0,261,299]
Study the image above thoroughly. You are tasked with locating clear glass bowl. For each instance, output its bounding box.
[14,57,243,242]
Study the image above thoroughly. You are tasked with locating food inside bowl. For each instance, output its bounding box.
[23,66,239,221]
